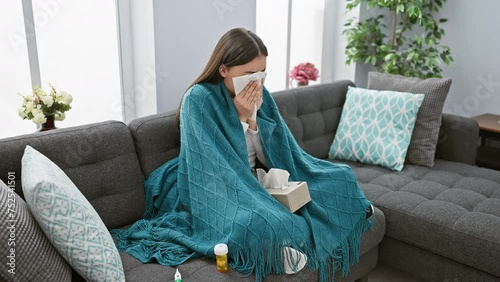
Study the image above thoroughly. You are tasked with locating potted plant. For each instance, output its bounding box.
[343,0,454,79]
[18,84,73,131]
[290,62,319,87]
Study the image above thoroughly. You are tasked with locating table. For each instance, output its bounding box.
[473,113,500,170]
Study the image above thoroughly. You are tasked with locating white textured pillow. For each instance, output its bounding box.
[21,146,125,282]
[329,86,424,171]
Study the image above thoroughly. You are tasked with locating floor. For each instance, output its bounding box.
[368,263,424,282]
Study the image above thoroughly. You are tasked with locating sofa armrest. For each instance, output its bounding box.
[435,113,479,165]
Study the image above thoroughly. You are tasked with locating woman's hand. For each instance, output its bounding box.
[255,80,264,111]
[233,80,262,122]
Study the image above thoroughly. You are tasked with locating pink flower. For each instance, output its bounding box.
[290,62,319,85]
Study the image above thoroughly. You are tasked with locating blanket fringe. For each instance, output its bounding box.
[110,219,196,266]
[111,212,374,281]
[228,212,373,282]
[340,213,375,279]
[230,238,316,282]
[316,213,374,282]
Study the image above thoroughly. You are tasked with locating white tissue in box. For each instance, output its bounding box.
[267,182,311,213]
[256,168,289,190]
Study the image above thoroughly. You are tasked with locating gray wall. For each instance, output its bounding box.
[353,1,377,88]
[439,0,500,117]
[153,0,256,113]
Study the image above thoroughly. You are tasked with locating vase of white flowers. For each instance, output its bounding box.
[18,84,72,131]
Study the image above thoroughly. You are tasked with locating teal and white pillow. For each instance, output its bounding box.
[21,146,125,282]
[329,86,424,171]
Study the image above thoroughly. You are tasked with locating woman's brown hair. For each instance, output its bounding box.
[176,28,268,126]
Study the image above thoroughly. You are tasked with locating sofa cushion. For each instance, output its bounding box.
[329,86,423,171]
[0,121,145,229]
[0,178,72,281]
[332,158,500,277]
[272,80,353,159]
[367,72,452,167]
[21,146,125,282]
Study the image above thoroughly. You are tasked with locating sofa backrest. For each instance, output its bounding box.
[272,80,354,159]
[0,121,145,229]
[128,112,181,179]
[129,80,354,177]
[128,79,476,182]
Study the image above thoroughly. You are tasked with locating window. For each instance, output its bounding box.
[0,3,34,137]
[0,1,122,138]
[256,0,325,92]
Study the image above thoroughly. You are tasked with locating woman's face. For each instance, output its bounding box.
[220,55,267,96]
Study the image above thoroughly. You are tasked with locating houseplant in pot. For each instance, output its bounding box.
[18,84,73,131]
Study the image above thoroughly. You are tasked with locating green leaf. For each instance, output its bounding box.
[407,52,415,61]
[384,53,394,61]
[396,4,405,13]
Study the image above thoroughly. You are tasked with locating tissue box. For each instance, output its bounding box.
[267,182,311,213]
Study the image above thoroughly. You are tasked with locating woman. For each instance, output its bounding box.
[177,27,268,173]
[112,28,373,281]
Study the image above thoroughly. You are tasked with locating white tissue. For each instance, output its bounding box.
[232,71,267,120]
[256,168,290,190]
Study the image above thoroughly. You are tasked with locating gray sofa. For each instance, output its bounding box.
[0,80,498,281]
[272,81,500,281]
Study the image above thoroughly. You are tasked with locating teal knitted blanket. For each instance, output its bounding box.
[111,82,373,281]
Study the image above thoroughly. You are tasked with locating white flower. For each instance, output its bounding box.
[25,101,35,111]
[61,92,73,104]
[18,108,27,118]
[32,113,47,125]
[41,95,54,107]
[19,84,72,125]
[55,112,66,121]
[31,108,43,116]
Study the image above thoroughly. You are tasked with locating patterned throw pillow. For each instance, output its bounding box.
[0,178,72,281]
[368,72,452,167]
[329,86,424,171]
[21,146,125,282]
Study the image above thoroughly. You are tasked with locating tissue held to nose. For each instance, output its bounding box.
[232,72,267,121]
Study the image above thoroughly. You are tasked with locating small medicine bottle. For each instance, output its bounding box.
[214,243,229,272]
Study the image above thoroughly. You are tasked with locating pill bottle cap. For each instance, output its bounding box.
[214,243,228,255]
